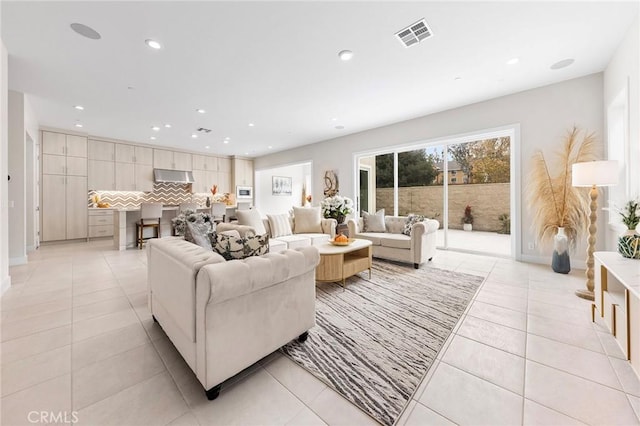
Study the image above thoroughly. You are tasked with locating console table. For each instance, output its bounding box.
[594,252,640,376]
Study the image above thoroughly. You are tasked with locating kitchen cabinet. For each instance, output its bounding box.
[135,146,153,165]
[115,162,135,191]
[88,140,115,161]
[41,174,87,241]
[41,131,89,242]
[88,159,115,190]
[115,144,135,163]
[232,158,254,188]
[88,209,114,238]
[218,157,231,173]
[43,131,87,157]
[153,149,192,171]
[135,164,154,192]
[193,155,218,171]
[216,171,231,194]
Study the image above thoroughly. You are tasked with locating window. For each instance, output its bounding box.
[451,177,457,183]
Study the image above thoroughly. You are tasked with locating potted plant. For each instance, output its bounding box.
[462,205,473,231]
[617,199,640,259]
[320,195,353,224]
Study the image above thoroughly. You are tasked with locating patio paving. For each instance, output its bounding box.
[437,228,511,257]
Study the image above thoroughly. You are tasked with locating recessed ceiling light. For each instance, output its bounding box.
[454,77,462,81]
[335,125,345,130]
[145,39,162,50]
[196,109,206,114]
[506,57,519,65]
[245,152,249,155]
[70,23,101,40]
[268,146,273,149]
[223,140,229,144]
[331,117,338,121]
[550,58,575,70]
[224,136,230,140]
[338,50,354,61]
[164,124,171,128]
[205,146,210,149]
[151,126,160,131]
[150,136,157,140]
[74,105,84,110]
[74,123,83,128]
[248,123,254,127]
[191,134,198,139]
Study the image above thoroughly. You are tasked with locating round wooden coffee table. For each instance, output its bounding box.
[315,239,372,287]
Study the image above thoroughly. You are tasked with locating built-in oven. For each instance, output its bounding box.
[236,186,253,199]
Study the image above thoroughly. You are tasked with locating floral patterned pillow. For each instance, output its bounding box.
[185,221,213,251]
[403,214,425,236]
[212,232,269,261]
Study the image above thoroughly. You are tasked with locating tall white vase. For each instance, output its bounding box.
[552,227,571,274]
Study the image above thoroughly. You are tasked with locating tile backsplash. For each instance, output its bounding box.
[88,183,211,208]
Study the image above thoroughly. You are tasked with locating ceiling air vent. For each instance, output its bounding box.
[197,127,212,133]
[395,19,433,48]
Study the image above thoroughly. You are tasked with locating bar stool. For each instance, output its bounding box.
[211,202,227,224]
[137,203,163,249]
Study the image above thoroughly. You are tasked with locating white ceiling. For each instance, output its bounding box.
[2,1,638,158]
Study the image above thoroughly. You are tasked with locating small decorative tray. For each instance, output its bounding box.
[330,238,356,246]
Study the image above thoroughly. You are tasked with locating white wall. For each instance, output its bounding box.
[1,36,10,294]
[8,90,26,264]
[604,14,639,249]
[255,162,311,215]
[255,74,605,263]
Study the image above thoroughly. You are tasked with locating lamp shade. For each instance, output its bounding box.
[572,160,619,187]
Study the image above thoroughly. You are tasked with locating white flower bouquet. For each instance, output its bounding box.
[321,195,354,223]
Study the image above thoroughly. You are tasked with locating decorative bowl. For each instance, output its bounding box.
[330,238,355,246]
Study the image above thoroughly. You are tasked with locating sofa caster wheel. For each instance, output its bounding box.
[152,315,158,323]
[298,331,309,342]
[414,263,420,269]
[428,257,433,262]
[205,384,221,400]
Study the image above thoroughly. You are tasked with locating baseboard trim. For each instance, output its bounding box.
[27,245,35,252]
[1,275,11,296]
[9,256,28,266]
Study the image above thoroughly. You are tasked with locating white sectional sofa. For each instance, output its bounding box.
[146,237,319,400]
[347,215,439,268]
[261,217,336,252]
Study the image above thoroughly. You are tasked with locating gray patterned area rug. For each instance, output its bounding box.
[281,260,484,425]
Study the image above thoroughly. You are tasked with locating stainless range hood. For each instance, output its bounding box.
[153,169,195,184]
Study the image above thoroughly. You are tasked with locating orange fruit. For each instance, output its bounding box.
[335,234,348,242]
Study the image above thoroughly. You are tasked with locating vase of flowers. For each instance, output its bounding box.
[321,195,353,224]
[617,199,640,259]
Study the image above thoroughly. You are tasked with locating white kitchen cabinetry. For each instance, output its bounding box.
[232,158,254,188]
[42,131,87,158]
[136,146,153,165]
[115,144,135,163]
[216,171,231,194]
[193,155,218,171]
[153,149,192,170]
[41,131,88,242]
[88,140,115,161]
[114,144,154,191]
[41,174,88,241]
[115,162,135,191]
[88,209,114,238]
[88,159,115,190]
[135,164,154,192]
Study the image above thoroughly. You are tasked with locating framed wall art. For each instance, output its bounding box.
[272,176,292,196]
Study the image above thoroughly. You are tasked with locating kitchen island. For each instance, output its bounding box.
[113,206,234,250]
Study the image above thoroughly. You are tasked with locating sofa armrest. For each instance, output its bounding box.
[411,219,439,236]
[347,218,363,235]
[321,218,337,238]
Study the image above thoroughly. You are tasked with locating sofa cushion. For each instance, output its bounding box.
[403,214,425,236]
[185,221,213,251]
[212,233,269,260]
[354,232,383,246]
[275,235,311,249]
[293,207,323,234]
[380,233,411,249]
[385,216,407,234]
[363,209,386,232]
[267,213,293,238]
[269,238,288,253]
[236,209,267,235]
[300,233,331,246]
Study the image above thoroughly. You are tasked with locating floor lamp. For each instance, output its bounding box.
[571,160,618,300]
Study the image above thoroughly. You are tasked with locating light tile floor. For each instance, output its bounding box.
[2,240,639,425]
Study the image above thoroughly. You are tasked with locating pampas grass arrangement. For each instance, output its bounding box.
[527,127,598,249]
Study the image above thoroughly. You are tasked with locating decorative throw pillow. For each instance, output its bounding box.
[185,221,213,250]
[293,207,323,234]
[362,209,386,232]
[212,232,269,261]
[267,214,293,238]
[403,214,425,236]
[236,209,267,235]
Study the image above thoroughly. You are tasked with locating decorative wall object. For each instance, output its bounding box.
[324,170,339,197]
[272,176,292,196]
